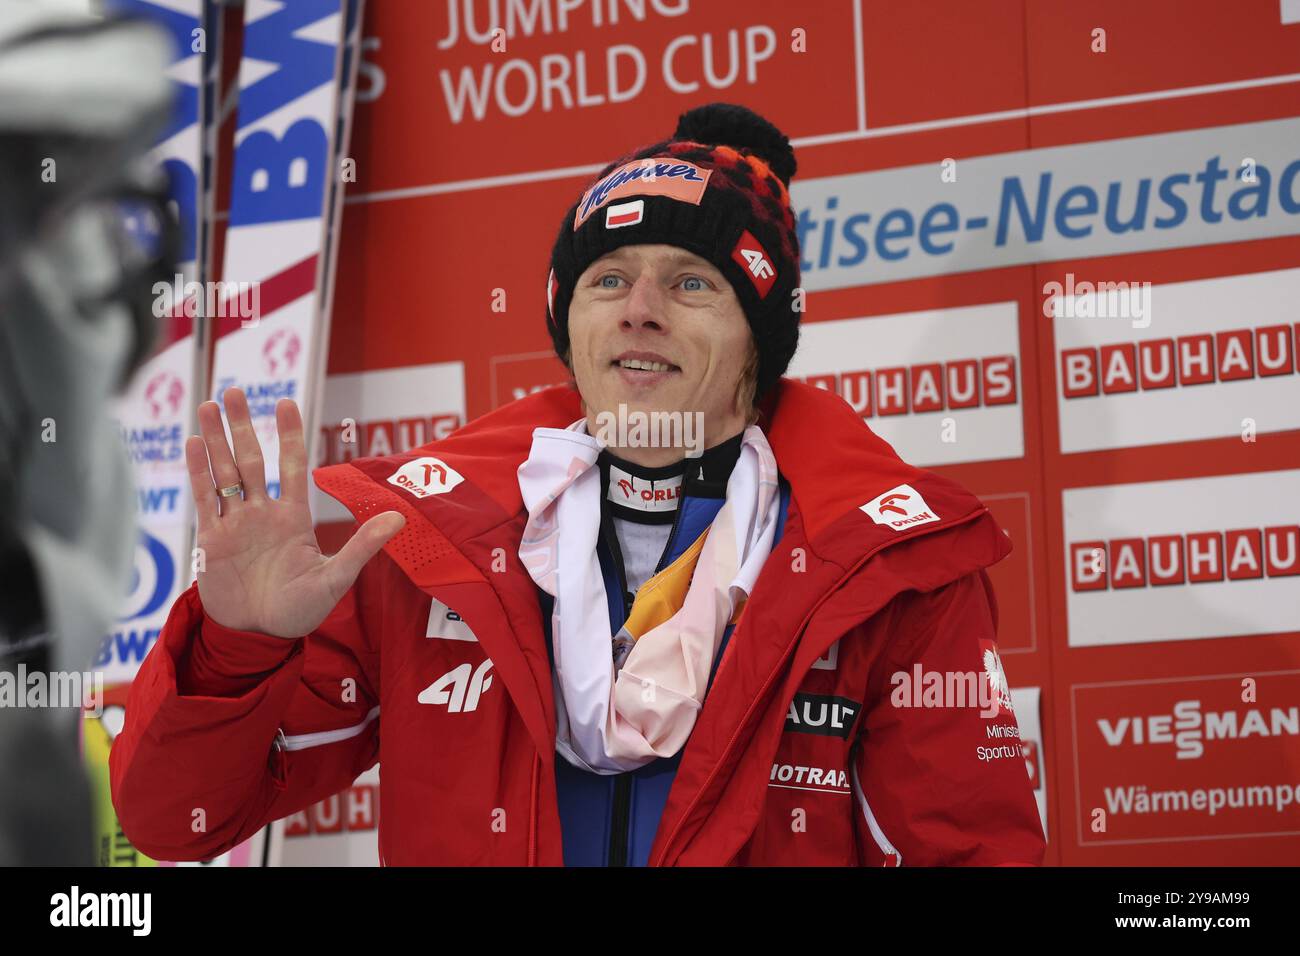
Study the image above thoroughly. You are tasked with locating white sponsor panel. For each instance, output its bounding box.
[1055,268,1300,453]
[426,597,477,642]
[787,302,1023,466]
[1063,469,1300,646]
[1011,686,1047,840]
[211,0,346,519]
[107,317,198,685]
[309,361,466,522]
[793,117,1300,289]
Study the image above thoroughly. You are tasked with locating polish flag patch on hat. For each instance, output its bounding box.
[605,199,644,229]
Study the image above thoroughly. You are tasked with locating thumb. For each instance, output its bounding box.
[322,511,406,595]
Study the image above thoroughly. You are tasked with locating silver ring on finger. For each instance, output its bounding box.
[217,481,245,499]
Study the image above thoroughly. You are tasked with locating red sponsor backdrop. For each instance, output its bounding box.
[304,0,1300,864]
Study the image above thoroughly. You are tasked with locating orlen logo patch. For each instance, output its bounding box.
[860,483,939,531]
[607,464,681,513]
[574,159,711,228]
[387,456,464,499]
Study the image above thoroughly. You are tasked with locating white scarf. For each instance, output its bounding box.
[517,418,781,774]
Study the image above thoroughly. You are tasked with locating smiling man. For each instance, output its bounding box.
[112,103,1046,867]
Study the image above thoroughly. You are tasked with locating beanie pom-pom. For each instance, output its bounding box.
[673,103,797,186]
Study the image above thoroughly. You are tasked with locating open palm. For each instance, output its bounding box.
[185,387,404,638]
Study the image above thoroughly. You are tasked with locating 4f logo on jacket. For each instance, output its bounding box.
[418,660,494,712]
[388,456,465,499]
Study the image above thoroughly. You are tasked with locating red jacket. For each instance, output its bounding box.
[110,379,1045,866]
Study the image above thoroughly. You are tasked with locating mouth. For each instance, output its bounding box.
[611,351,680,387]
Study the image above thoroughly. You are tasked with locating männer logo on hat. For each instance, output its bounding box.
[574,159,712,228]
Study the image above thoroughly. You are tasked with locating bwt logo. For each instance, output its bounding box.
[284,783,378,836]
[1060,324,1298,398]
[803,354,1017,418]
[1098,700,1300,760]
[262,328,302,376]
[93,529,174,667]
[1070,524,1300,591]
[319,414,461,466]
[120,530,175,622]
[143,372,184,419]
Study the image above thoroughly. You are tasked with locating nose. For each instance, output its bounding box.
[620,270,667,334]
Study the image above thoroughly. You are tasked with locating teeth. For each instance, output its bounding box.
[619,359,671,372]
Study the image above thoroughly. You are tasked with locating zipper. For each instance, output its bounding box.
[649,507,989,866]
[608,566,634,867]
[275,706,380,751]
[850,758,902,866]
[609,775,632,866]
[528,752,539,866]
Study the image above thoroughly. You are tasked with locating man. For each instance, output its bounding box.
[111,103,1045,866]
[1,7,174,864]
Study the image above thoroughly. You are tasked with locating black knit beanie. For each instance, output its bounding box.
[545,102,801,400]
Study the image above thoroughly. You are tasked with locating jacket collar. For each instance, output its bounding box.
[314,377,976,552]
[312,378,1011,864]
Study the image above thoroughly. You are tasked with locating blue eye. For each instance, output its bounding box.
[599,274,622,289]
[681,276,706,291]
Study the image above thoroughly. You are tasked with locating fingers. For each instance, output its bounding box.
[184,435,220,533]
[322,511,405,601]
[221,387,269,501]
[276,398,310,504]
[197,396,245,513]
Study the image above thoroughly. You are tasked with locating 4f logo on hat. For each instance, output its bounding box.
[860,483,940,531]
[730,229,776,298]
[388,456,464,499]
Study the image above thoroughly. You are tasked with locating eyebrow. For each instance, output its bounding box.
[597,248,717,273]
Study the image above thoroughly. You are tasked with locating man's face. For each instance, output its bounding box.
[567,244,754,463]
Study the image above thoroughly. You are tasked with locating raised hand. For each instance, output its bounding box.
[184,387,404,638]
